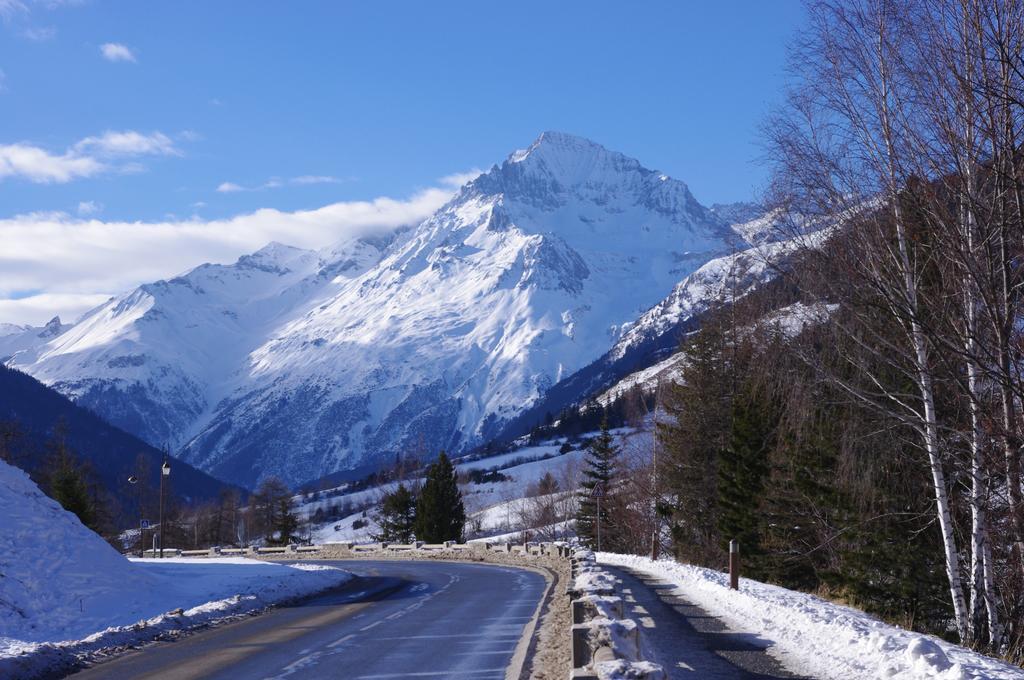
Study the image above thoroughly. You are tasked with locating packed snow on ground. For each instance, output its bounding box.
[599,553,1024,680]
[0,459,352,678]
[301,427,648,543]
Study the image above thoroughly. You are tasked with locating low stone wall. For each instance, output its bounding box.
[567,549,665,679]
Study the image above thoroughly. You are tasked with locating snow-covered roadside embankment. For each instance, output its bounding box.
[0,457,353,679]
[598,553,1024,680]
[1,558,353,679]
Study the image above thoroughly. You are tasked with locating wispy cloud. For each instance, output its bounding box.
[0,144,103,183]
[439,169,483,188]
[76,200,101,216]
[0,68,6,93]
[215,175,348,192]
[73,130,179,157]
[216,181,244,193]
[0,179,468,324]
[291,175,343,185]
[0,0,27,22]
[0,130,185,184]
[99,42,136,63]
[0,293,111,326]
[22,25,55,40]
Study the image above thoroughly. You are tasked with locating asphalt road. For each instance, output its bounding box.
[69,560,547,680]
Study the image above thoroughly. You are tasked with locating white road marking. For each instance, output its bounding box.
[327,634,354,649]
[356,671,504,678]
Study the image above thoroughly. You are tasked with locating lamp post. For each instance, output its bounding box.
[127,474,141,557]
[159,459,170,558]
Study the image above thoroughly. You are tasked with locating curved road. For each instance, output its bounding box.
[69,560,547,680]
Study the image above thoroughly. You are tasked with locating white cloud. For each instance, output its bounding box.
[0,143,103,183]
[0,0,26,22]
[439,169,483,188]
[73,130,179,157]
[22,25,55,41]
[0,182,463,324]
[99,42,136,63]
[0,293,110,326]
[0,129,184,184]
[216,175,349,192]
[291,175,342,185]
[76,200,101,216]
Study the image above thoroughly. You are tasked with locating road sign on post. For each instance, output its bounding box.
[140,519,151,530]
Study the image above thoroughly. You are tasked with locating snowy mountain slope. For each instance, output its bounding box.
[8,236,389,455]
[300,426,649,544]
[0,365,237,511]
[0,316,72,363]
[8,132,737,488]
[607,233,804,362]
[594,300,838,406]
[492,231,807,441]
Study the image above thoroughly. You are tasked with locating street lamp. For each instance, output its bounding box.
[159,459,170,558]
[128,474,142,557]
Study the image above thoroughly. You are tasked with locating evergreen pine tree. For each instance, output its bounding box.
[716,384,778,577]
[374,482,417,542]
[576,417,619,550]
[44,423,97,530]
[760,407,845,590]
[414,453,465,542]
[658,318,733,564]
[274,495,299,544]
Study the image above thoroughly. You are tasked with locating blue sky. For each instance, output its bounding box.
[0,0,804,324]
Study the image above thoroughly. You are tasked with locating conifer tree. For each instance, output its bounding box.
[414,453,465,542]
[44,422,97,531]
[275,494,299,544]
[658,317,734,564]
[760,406,844,590]
[374,482,417,542]
[576,417,619,550]
[716,385,778,575]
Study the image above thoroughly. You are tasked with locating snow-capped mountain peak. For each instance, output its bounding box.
[7,133,739,487]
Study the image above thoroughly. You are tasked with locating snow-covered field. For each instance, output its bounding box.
[0,459,352,678]
[599,553,1024,680]
[300,428,647,543]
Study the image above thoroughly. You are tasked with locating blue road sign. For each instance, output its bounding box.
[140,519,152,529]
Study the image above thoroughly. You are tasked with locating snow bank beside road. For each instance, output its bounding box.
[0,459,352,678]
[598,553,1023,680]
[1,558,353,678]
